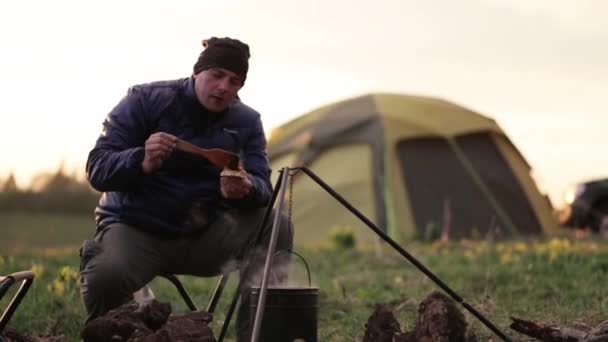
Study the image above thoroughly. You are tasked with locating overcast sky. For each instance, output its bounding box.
[0,0,606,205]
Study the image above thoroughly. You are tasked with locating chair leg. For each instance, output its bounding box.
[160,274,198,312]
[133,285,155,306]
[206,273,230,314]
[0,271,35,335]
[156,273,230,314]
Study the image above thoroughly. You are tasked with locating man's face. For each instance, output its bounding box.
[194,67,243,112]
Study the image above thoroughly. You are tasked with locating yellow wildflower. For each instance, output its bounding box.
[474,243,488,255]
[332,279,341,291]
[500,252,520,264]
[30,263,45,277]
[496,243,506,253]
[555,238,570,249]
[513,241,528,253]
[548,238,572,255]
[59,266,79,283]
[533,241,547,254]
[588,243,599,252]
[48,279,65,296]
[464,250,475,259]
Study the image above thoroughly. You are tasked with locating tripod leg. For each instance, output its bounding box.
[250,169,290,342]
[298,167,512,342]
[217,169,288,342]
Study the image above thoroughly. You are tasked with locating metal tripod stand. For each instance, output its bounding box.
[212,166,513,342]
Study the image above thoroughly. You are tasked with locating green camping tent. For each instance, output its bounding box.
[268,93,557,246]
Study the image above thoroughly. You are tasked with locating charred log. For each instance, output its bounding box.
[510,317,608,342]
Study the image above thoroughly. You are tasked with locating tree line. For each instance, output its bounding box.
[0,166,100,215]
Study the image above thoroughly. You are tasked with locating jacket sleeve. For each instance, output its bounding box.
[86,87,150,192]
[228,114,273,208]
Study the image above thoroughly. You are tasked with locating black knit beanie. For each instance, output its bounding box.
[193,37,250,83]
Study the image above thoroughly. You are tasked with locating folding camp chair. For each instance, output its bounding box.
[0,271,35,335]
[135,272,229,314]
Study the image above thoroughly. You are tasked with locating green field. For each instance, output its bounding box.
[0,212,95,254]
[2,213,608,341]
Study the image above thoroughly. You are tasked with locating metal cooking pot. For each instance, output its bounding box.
[249,250,318,342]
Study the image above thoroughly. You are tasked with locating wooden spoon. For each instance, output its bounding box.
[175,138,240,170]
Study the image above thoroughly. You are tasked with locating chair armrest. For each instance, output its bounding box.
[6,271,35,282]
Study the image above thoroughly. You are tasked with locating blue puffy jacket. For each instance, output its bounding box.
[86,77,272,235]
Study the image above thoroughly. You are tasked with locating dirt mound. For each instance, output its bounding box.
[363,305,412,342]
[3,291,481,341]
[363,291,475,342]
[80,300,215,342]
[415,291,469,342]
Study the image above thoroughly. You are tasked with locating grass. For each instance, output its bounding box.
[0,212,94,254]
[1,213,608,341]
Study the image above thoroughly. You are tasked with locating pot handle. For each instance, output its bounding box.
[273,249,312,287]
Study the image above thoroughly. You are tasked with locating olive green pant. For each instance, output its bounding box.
[79,207,293,340]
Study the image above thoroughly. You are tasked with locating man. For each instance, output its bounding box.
[80,37,292,340]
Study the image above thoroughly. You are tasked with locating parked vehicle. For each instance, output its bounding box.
[558,178,608,233]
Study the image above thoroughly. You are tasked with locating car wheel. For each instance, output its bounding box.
[600,217,608,238]
[590,200,608,233]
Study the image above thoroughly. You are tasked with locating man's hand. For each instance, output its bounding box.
[141,132,178,175]
[220,172,253,199]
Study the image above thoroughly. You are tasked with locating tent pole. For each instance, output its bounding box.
[295,166,513,342]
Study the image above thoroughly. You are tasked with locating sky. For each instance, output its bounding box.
[0,0,606,206]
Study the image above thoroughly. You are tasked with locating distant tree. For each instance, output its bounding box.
[1,172,19,192]
[0,163,99,214]
[42,164,87,193]
[29,162,92,193]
